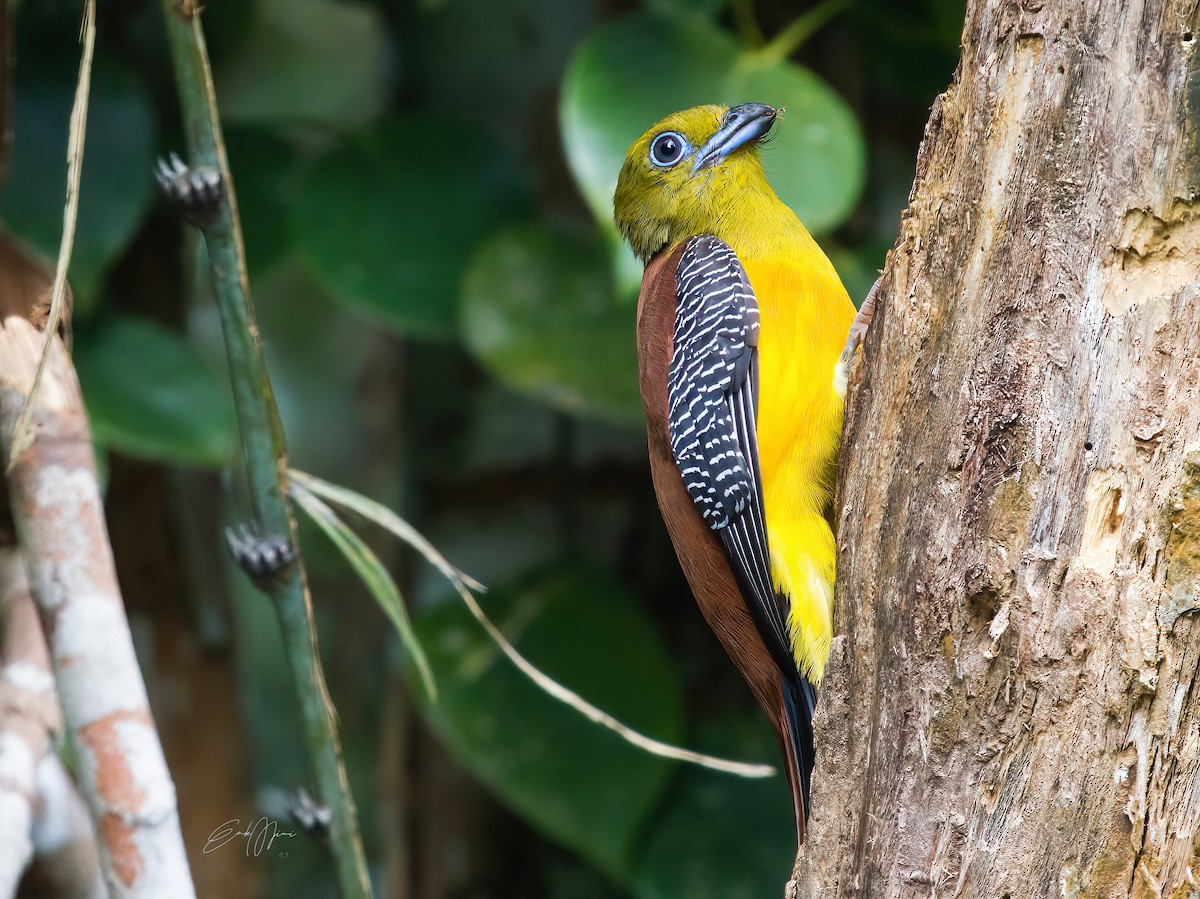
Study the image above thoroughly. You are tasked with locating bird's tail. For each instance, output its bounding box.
[780,674,817,845]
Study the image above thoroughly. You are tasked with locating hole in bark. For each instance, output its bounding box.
[969,587,1001,619]
[1085,441,1093,451]
[1057,65,1065,74]
[1184,30,1194,41]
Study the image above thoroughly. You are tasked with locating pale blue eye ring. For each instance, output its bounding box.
[649,132,689,168]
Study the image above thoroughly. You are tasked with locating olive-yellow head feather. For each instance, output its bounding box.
[613,103,783,261]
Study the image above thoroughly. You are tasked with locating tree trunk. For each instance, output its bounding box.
[794,1,1200,896]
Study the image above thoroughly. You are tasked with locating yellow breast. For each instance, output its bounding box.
[741,249,855,684]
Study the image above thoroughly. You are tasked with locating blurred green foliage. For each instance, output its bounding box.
[632,714,797,898]
[4,60,156,309]
[73,314,237,466]
[461,222,640,423]
[415,569,683,879]
[215,0,392,128]
[0,0,964,895]
[293,116,530,338]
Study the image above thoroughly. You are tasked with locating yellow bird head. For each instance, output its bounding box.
[613,103,779,261]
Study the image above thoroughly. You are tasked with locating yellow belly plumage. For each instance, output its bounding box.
[742,251,856,685]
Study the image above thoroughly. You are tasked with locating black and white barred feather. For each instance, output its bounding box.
[667,236,760,530]
[668,236,793,669]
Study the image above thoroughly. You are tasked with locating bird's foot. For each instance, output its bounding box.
[224,524,295,586]
[840,277,879,366]
[155,153,224,227]
[833,277,880,397]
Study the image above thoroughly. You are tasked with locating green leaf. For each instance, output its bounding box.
[290,481,437,701]
[460,222,642,424]
[414,568,683,878]
[291,115,529,339]
[214,0,391,129]
[632,713,795,899]
[0,61,156,312]
[560,12,866,237]
[74,315,236,467]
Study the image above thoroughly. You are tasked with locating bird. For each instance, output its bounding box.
[613,102,873,844]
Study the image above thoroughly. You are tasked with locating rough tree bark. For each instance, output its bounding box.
[1,315,197,898]
[793,1,1200,897]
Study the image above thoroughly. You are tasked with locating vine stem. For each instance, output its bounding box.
[732,0,766,49]
[5,0,92,467]
[158,3,372,896]
[756,0,849,64]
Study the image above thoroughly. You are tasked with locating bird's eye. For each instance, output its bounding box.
[649,132,688,168]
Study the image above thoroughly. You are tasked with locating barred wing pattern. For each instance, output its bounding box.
[667,236,793,675]
[668,236,758,528]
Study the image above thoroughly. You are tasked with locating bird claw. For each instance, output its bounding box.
[838,277,880,370]
[224,524,295,585]
[155,152,224,226]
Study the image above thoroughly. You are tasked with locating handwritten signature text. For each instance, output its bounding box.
[204,817,298,857]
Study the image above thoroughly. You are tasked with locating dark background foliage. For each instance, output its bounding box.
[1,0,962,895]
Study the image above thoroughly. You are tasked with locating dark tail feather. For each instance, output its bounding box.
[780,675,817,844]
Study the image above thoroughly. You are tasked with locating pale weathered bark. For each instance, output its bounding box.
[792,1,1200,897]
[0,546,59,894]
[0,317,197,898]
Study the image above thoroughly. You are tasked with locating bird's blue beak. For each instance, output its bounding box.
[692,103,777,172]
